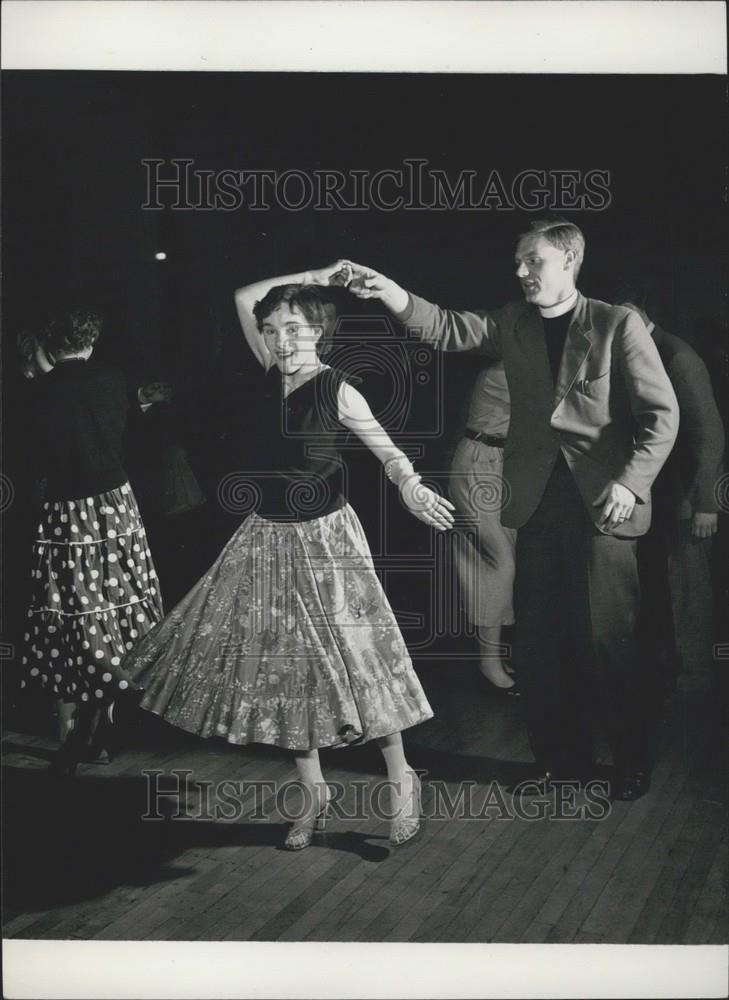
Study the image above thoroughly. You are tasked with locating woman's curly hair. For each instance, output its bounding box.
[43,309,102,356]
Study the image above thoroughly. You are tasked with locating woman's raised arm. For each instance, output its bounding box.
[233,263,347,370]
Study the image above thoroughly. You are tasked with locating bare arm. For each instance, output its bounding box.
[337,381,454,531]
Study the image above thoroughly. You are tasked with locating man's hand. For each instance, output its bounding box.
[325,260,410,314]
[691,511,718,539]
[593,480,637,532]
[307,262,353,287]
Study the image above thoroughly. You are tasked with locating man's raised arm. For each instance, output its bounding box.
[337,260,501,359]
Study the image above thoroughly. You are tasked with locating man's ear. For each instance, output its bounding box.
[564,249,576,270]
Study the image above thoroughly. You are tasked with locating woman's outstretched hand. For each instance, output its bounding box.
[400,477,455,531]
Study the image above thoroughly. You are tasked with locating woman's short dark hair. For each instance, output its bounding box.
[44,310,102,356]
[252,284,336,357]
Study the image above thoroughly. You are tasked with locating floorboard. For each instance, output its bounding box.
[3,670,726,944]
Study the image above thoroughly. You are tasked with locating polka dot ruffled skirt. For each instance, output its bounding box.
[20,483,164,706]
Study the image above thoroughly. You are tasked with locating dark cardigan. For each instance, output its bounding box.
[29,358,130,501]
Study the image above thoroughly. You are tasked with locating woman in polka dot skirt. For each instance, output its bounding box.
[19,312,163,774]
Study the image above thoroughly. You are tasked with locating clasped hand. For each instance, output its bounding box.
[309,260,391,299]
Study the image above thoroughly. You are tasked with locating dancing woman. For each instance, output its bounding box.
[123,264,454,849]
[19,313,163,774]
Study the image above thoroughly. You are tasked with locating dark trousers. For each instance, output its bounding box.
[514,454,649,775]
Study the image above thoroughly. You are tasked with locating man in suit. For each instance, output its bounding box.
[338,220,679,799]
[622,303,724,697]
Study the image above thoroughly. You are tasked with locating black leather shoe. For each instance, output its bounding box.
[487,680,521,699]
[474,671,520,698]
[610,770,651,801]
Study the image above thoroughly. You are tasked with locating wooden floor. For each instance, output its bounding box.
[3,666,727,944]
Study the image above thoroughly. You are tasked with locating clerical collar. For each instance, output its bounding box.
[539,289,578,319]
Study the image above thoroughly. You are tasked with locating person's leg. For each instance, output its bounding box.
[475,625,515,688]
[668,519,714,693]
[636,518,680,711]
[54,702,112,766]
[286,749,331,849]
[293,748,327,793]
[84,707,113,763]
[56,699,78,742]
[450,440,516,688]
[515,462,582,773]
[514,523,570,769]
[559,522,600,774]
[376,731,411,780]
[50,700,87,775]
[586,532,650,782]
[376,732,420,842]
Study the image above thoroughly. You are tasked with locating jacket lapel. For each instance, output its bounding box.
[553,293,593,409]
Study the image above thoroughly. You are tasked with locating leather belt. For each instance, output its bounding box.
[463,429,506,448]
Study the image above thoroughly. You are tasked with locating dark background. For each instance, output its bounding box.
[2,72,727,689]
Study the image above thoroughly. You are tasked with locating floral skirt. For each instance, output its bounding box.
[123,504,433,750]
[20,483,163,707]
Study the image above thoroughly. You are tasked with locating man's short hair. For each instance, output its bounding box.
[519,219,586,276]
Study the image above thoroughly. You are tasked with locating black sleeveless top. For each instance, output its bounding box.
[253,366,349,522]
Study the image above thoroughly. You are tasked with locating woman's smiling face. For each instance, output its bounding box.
[261,305,322,374]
